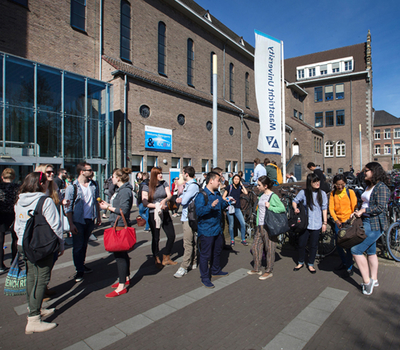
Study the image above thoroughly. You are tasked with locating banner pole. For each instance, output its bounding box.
[281,41,286,182]
[213,54,218,168]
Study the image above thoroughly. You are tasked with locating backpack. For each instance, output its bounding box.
[332,187,362,210]
[288,201,308,233]
[187,184,208,232]
[22,196,60,264]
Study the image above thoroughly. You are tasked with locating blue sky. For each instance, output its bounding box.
[195,0,400,117]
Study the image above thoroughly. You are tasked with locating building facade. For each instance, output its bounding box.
[0,0,374,183]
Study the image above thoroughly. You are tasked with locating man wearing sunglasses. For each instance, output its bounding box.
[65,162,101,282]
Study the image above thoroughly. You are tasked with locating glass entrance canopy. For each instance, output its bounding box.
[0,52,113,168]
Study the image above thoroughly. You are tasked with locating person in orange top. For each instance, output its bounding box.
[329,174,358,277]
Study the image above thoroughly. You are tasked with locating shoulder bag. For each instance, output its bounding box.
[337,216,366,249]
[4,253,26,296]
[104,209,137,252]
[263,194,290,238]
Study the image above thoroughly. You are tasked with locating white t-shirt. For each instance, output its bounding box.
[361,186,375,215]
[80,184,94,219]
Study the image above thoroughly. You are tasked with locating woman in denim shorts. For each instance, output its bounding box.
[351,162,390,295]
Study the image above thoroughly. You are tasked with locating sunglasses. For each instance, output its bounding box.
[46,170,54,174]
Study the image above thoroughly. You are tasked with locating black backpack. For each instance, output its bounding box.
[23,196,60,264]
[187,184,208,232]
[288,201,308,233]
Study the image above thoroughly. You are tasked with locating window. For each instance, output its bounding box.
[206,121,212,131]
[335,84,344,99]
[247,131,251,139]
[395,128,400,139]
[320,65,327,75]
[187,39,194,86]
[158,22,166,75]
[384,129,391,139]
[210,52,215,94]
[314,87,322,102]
[71,0,86,31]
[147,156,158,172]
[298,69,304,79]
[395,144,400,155]
[171,157,180,168]
[336,141,346,157]
[177,114,185,125]
[229,127,234,136]
[325,141,334,157]
[336,110,345,126]
[299,112,303,121]
[201,159,209,172]
[293,109,298,118]
[131,155,143,172]
[225,161,231,172]
[245,72,250,108]
[11,0,28,6]
[139,105,150,118]
[325,85,333,101]
[120,1,131,61]
[374,144,380,155]
[183,158,191,167]
[314,137,317,152]
[344,61,353,71]
[233,161,238,172]
[374,129,380,140]
[229,63,234,102]
[384,144,391,155]
[327,168,332,175]
[309,68,315,77]
[332,62,340,73]
[315,112,323,128]
[325,111,334,127]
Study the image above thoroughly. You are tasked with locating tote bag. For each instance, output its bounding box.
[4,253,26,296]
[104,209,137,252]
[264,194,289,238]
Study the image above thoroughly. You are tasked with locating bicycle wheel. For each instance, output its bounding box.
[386,221,400,262]
[316,222,336,259]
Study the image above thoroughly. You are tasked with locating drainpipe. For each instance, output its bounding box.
[124,74,127,167]
[99,0,103,81]
[225,100,244,171]
[350,80,353,167]
[223,41,226,100]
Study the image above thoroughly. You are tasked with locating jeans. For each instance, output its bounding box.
[73,219,95,273]
[334,224,353,270]
[18,245,53,317]
[227,208,246,242]
[198,233,224,282]
[351,217,382,255]
[138,203,149,230]
[297,229,320,266]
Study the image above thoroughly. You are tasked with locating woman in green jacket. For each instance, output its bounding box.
[247,175,285,280]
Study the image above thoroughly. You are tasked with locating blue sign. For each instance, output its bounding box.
[145,125,172,152]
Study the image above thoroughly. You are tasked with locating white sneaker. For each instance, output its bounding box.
[89,234,98,241]
[174,267,187,278]
[191,263,197,270]
[371,279,379,287]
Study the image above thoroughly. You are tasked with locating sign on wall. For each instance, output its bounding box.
[145,125,172,152]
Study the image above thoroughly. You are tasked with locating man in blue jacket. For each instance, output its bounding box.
[195,171,229,288]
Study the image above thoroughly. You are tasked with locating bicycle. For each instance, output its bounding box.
[383,219,400,261]
[240,184,259,239]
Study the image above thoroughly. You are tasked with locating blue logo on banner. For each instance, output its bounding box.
[266,136,274,145]
[272,140,279,149]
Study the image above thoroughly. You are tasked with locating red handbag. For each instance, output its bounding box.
[104,209,137,252]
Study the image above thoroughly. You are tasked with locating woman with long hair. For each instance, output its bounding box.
[222,174,248,246]
[14,172,64,334]
[247,176,285,280]
[351,162,390,295]
[141,167,177,267]
[34,164,60,206]
[292,173,328,274]
[99,168,133,298]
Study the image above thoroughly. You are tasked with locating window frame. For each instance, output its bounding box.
[384,144,391,155]
[315,112,323,128]
[374,129,381,140]
[384,128,391,139]
[335,83,344,100]
[336,140,346,157]
[374,144,380,155]
[394,128,400,139]
[229,63,235,102]
[158,22,167,75]
[336,109,345,126]
[314,87,322,102]
[325,85,333,101]
[325,141,334,158]
[325,111,334,127]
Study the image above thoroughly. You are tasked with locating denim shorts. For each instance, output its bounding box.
[351,217,382,256]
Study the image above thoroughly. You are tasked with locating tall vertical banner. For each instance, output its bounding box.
[254,30,282,154]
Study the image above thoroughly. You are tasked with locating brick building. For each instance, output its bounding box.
[0,0,374,183]
[373,110,400,170]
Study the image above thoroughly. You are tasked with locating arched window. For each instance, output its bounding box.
[210,52,215,94]
[187,39,194,86]
[229,63,234,102]
[245,72,249,108]
[336,140,346,157]
[292,141,299,155]
[158,22,166,75]
[325,141,334,157]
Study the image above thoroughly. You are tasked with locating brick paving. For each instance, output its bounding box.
[1,209,400,350]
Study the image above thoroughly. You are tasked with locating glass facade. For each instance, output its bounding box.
[0,52,113,184]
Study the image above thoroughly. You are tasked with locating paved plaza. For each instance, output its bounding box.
[1,208,399,350]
